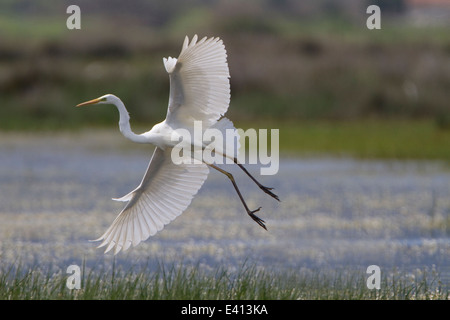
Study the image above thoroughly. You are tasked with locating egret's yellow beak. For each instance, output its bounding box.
[76,97,103,107]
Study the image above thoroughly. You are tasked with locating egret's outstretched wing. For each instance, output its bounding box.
[163,35,230,128]
[94,147,209,255]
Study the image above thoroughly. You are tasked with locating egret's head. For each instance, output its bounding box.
[76,94,116,107]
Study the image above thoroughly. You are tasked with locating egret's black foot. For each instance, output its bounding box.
[247,207,267,230]
[260,185,280,202]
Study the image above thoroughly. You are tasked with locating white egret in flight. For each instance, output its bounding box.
[76,35,279,254]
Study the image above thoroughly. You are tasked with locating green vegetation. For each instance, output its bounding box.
[1,3,449,302]
[254,119,450,161]
[0,263,447,300]
[0,1,449,162]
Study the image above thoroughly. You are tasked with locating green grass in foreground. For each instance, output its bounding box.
[238,119,450,162]
[0,263,447,300]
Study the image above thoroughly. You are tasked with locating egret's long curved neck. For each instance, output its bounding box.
[111,96,149,144]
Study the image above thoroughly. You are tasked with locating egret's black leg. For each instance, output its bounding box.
[207,163,267,230]
[233,158,280,202]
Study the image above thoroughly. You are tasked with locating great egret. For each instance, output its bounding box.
[76,35,279,254]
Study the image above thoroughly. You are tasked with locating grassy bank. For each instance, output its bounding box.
[236,118,450,162]
[1,118,449,162]
[271,119,450,161]
[0,263,447,300]
[1,16,449,131]
[0,5,449,162]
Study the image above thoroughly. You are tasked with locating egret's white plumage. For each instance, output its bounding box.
[97,147,209,254]
[164,35,230,128]
[77,35,278,255]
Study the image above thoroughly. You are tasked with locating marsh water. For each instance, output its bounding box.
[0,131,449,286]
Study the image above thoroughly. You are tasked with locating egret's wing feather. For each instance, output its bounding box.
[94,147,209,254]
[164,35,230,128]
